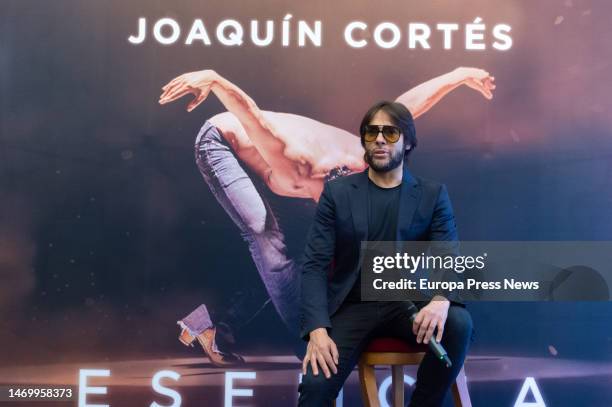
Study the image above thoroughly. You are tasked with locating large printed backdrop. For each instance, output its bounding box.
[1,1,611,406]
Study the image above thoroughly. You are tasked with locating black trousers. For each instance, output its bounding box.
[297,300,474,407]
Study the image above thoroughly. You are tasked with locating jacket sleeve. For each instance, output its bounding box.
[299,181,337,341]
[428,184,464,304]
[429,184,458,241]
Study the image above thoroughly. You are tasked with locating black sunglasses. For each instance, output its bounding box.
[362,124,402,143]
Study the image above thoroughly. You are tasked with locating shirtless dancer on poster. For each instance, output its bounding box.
[158,67,495,365]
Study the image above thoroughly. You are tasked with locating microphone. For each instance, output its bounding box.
[409,313,452,368]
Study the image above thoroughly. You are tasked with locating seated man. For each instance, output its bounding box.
[298,101,474,407]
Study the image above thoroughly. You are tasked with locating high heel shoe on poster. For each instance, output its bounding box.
[177,304,245,367]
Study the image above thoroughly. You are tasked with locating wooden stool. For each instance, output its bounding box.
[357,337,471,407]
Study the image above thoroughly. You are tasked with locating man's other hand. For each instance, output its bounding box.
[302,327,339,379]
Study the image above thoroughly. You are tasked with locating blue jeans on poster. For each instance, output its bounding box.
[193,120,302,346]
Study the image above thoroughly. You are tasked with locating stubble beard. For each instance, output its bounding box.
[365,147,404,173]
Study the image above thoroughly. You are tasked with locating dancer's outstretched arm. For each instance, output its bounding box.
[159,70,301,181]
[397,67,496,119]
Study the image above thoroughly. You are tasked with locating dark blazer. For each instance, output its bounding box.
[299,165,462,341]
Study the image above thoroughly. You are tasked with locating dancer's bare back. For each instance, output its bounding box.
[208,110,365,200]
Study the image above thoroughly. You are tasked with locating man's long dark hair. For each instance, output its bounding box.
[359,100,417,162]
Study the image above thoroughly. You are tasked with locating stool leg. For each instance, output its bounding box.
[391,365,404,407]
[359,359,380,407]
[451,366,472,407]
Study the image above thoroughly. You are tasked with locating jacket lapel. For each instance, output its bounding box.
[349,169,369,243]
[396,165,421,252]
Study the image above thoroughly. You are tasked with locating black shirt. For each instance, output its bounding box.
[345,177,401,302]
